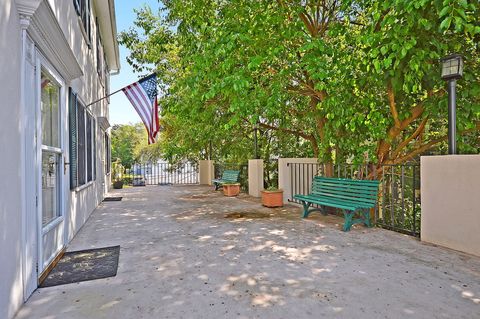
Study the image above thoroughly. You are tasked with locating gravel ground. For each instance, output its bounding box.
[16,185,480,319]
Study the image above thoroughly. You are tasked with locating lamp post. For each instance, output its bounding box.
[440,54,463,155]
[253,123,259,159]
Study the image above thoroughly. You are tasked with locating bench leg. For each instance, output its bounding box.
[342,210,354,232]
[363,208,372,228]
[319,205,328,216]
[301,201,312,218]
[301,202,327,219]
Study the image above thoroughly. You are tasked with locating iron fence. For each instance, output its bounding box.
[287,162,421,237]
[214,163,249,192]
[124,162,198,186]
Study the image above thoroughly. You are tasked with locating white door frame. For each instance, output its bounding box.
[35,51,68,275]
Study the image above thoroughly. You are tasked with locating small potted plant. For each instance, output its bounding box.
[223,183,241,197]
[112,159,124,189]
[261,186,284,207]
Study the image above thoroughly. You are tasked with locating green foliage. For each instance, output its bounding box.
[111,123,148,168]
[119,0,480,166]
[111,159,124,182]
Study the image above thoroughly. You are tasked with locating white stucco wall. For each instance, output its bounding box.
[248,159,264,197]
[199,160,214,185]
[421,155,480,257]
[0,2,23,318]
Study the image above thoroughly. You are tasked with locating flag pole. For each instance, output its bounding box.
[86,88,123,108]
[86,73,158,108]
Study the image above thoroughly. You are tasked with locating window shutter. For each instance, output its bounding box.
[73,0,80,15]
[69,88,78,189]
[87,114,93,182]
[93,118,97,180]
[77,103,86,185]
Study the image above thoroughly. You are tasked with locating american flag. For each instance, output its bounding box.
[122,73,160,144]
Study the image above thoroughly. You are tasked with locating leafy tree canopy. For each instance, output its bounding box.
[119,0,480,168]
[111,123,148,168]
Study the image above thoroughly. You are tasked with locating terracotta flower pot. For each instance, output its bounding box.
[223,183,240,197]
[113,180,124,189]
[261,189,284,207]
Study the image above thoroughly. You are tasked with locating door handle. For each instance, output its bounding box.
[64,159,70,174]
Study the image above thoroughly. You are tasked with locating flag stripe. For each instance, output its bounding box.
[129,84,152,119]
[123,88,151,130]
[125,95,152,144]
[133,83,153,115]
[123,87,155,144]
[121,73,160,144]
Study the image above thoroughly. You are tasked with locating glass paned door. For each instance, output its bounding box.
[38,64,65,275]
[40,70,62,226]
[41,151,61,226]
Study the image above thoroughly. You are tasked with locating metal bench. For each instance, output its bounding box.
[294,176,380,231]
[212,170,240,191]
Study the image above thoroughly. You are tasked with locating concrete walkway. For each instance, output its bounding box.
[16,185,480,319]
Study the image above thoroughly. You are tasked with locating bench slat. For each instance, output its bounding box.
[314,176,380,186]
[312,184,378,197]
[295,193,375,208]
[294,195,360,210]
[309,191,376,205]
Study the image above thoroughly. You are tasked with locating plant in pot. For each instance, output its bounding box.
[261,186,283,207]
[112,159,125,189]
[223,182,241,197]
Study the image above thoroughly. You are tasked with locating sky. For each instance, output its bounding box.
[109,0,161,125]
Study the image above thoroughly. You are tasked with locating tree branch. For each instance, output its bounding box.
[388,124,480,164]
[391,116,428,160]
[387,81,401,128]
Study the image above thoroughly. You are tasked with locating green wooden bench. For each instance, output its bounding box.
[212,170,240,191]
[294,176,380,231]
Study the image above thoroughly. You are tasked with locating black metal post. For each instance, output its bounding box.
[447,79,457,154]
[254,126,259,159]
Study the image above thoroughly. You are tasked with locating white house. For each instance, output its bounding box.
[0,1,120,318]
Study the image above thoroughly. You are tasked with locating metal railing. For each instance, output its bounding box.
[124,162,198,185]
[287,162,421,237]
[214,163,249,192]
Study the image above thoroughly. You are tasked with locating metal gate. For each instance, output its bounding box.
[124,162,198,185]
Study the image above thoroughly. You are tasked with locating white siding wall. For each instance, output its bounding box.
[0,2,24,319]
[47,0,109,242]
[0,1,115,318]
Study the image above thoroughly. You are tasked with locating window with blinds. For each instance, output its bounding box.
[73,0,91,45]
[104,133,111,174]
[69,89,97,189]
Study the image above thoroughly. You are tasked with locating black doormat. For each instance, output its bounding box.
[103,197,122,202]
[39,246,120,288]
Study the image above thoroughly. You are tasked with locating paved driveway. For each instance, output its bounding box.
[16,185,480,319]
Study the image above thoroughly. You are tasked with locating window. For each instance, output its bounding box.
[69,89,97,189]
[41,70,62,226]
[96,19,104,81]
[104,60,110,102]
[73,0,91,44]
[105,133,111,174]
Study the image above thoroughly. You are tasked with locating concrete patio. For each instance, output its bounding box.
[16,185,480,319]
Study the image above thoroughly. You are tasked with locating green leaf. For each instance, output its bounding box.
[440,17,452,30]
[439,6,450,18]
